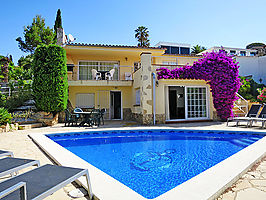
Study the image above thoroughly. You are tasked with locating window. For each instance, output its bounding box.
[67,64,74,72]
[180,47,190,54]
[230,50,236,55]
[187,87,207,118]
[240,51,246,56]
[134,62,140,72]
[79,61,119,80]
[170,47,179,54]
[161,45,170,54]
[76,93,95,108]
[250,52,256,56]
[135,89,140,105]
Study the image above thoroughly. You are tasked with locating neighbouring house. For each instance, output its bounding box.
[199,46,257,57]
[199,46,265,84]
[59,31,217,124]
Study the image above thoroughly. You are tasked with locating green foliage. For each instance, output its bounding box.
[246,42,265,49]
[32,44,68,113]
[191,45,206,54]
[238,76,265,102]
[135,26,150,47]
[18,55,33,70]
[16,15,56,54]
[0,107,12,125]
[0,91,6,107]
[54,9,63,35]
[5,91,32,112]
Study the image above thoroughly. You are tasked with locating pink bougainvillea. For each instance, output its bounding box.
[156,50,241,120]
[257,88,266,103]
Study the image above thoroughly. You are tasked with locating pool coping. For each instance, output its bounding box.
[29,127,266,200]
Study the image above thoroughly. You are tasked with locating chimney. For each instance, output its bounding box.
[56,28,66,46]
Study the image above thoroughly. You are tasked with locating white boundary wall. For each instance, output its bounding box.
[236,56,266,84]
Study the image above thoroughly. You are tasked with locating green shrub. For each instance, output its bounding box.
[0,91,6,107]
[0,107,12,125]
[32,44,68,113]
[238,76,265,102]
[5,91,32,112]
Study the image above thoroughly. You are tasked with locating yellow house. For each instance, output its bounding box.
[63,41,216,125]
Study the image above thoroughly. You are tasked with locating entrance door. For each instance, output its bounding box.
[110,91,121,119]
[168,86,185,119]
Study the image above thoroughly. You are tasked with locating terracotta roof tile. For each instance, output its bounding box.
[65,42,164,50]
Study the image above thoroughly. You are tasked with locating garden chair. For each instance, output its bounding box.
[105,69,115,80]
[227,104,262,127]
[99,108,105,125]
[64,109,78,127]
[249,105,266,128]
[90,109,101,127]
[91,69,101,80]
[0,164,93,200]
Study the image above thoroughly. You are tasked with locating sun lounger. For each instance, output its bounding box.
[0,157,40,178]
[0,182,26,200]
[249,105,266,128]
[0,164,93,200]
[227,104,262,127]
[0,150,13,158]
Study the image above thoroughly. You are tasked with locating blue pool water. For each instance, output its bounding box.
[47,129,264,199]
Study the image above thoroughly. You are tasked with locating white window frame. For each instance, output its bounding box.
[165,85,210,121]
[78,60,120,80]
[135,89,140,105]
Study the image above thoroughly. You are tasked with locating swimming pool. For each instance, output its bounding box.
[47,129,264,199]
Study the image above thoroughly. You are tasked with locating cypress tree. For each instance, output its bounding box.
[54,9,62,35]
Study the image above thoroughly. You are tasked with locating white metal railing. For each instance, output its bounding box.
[233,93,249,115]
[152,64,185,71]
[0,86,31,97]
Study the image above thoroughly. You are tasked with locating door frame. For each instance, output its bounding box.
[109,90,123,120]
[165,85,210,121]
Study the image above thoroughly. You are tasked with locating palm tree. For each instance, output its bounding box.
[135,26,150,47]
[191,45,206,54]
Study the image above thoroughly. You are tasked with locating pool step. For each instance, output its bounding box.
[19,123,43,130]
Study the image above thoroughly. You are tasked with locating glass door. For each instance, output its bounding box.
[186,87,208,119]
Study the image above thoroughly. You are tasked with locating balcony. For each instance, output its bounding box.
[67,65,133,87]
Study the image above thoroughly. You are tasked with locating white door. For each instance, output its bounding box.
[186,87,208,119]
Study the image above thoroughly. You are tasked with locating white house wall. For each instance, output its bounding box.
[236,56,266,84]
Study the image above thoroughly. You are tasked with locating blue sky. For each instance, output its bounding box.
[1,0,266,64]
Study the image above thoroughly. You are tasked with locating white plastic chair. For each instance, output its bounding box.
[105,69,115,80]
[125,72,132,80]
[91,69,101,80]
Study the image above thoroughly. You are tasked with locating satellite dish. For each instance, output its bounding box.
[68,34,75,42]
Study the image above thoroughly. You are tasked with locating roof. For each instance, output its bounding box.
[65,42,164,50]
[155,41,191,48]
[211,46,257,52]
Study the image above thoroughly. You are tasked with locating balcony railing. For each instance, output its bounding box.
[67,65,133,81]
[152,64,185,71]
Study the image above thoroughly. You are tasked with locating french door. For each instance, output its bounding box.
[186,87,208,119]
[166,86,209,120]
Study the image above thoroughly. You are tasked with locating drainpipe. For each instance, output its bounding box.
[152,73,156,125]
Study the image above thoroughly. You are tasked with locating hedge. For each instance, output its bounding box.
[32,44,68,113]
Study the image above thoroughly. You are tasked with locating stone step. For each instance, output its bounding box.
[19,123,43,130]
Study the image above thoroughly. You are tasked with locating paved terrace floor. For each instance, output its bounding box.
[0,121,265,200]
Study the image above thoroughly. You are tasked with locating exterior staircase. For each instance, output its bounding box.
[232,93,249,117]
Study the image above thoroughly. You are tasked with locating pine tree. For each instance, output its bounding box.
[54,9,63,35]
[16,15,55,53]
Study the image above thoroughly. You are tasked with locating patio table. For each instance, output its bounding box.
[74,111,99,126]
[98,70,109,80]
